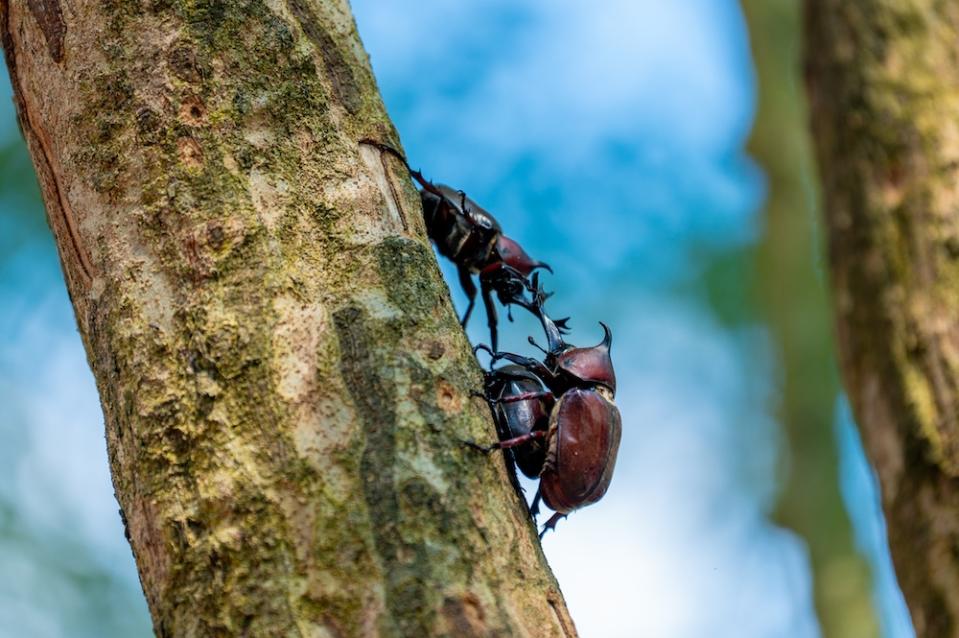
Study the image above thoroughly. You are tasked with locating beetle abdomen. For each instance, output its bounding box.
[490,366,552,478]
[540,388,621,514]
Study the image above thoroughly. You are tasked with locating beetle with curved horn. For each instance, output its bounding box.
[472,281,621,536]
[359,139,621,537]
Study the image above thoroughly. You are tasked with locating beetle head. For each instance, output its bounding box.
[495,235,552,277]
[553,323,616,395]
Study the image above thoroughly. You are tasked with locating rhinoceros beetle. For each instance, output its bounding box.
[473,285,621,536]
[483,364,553,480]
[360,139,551,350]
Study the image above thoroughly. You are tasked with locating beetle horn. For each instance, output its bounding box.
[532,261,553,274]
[598,322,612,351]
[527,273,567,353]
[538,307,568,354]
[553,317,572,335]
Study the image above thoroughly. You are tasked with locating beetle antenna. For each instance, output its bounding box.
[527,336,548,355]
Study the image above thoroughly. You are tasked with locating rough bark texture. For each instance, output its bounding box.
[0,0,578,636]
[805,1,959,635]
[742,2,880,636]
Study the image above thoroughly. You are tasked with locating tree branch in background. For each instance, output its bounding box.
[806,1,959,635]
[741,1,880,636]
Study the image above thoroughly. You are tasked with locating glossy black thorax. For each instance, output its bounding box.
[421,187,501,272]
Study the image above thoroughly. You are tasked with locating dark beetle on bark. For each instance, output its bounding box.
[360,139,552,351]
[484,364,552,480]
[475,281,622,536]
[361,140,619,536]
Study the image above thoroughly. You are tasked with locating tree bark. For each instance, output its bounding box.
[741,2,880,636]
[805,2,959,635]
[0,1,577,636]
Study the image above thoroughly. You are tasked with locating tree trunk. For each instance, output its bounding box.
[741,2,880,636]
[805,2,959,635]
[0,0,577,636]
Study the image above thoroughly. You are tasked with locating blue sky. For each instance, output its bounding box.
[0,1,913,636]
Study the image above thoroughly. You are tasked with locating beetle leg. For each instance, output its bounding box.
[487,429,546,451]
[490,351,541,369]
[539,512,567,539]
[462,430,545,455]
[492,430,546,450]
[488,390,554,405]
[480,263,533,310]
[475,347,563,392]
[480,277,500,352]
[473,343,494,359]
[489,352,559,388]
[457,264,477,328]
[530,489,542,519]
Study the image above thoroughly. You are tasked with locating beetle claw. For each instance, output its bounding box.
[539,512,567,539]
[530,490,542,520]
[461,439,495,455]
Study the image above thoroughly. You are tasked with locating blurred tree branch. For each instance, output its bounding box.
[742,2,881,635]
[0,0,577,635]
[742,2,880,636]
[805,1,959,635]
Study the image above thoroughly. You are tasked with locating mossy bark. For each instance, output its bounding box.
[0,0,577,636]
[805,1,959,635]
[741,2,880,636]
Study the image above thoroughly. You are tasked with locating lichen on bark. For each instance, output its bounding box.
[805,1,959,634]
[1,0,578,635]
